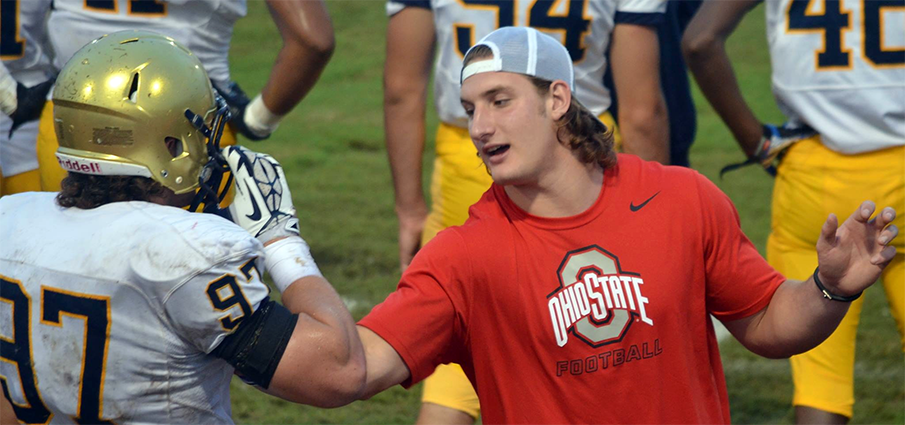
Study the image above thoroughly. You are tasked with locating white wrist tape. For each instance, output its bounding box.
[244,94,283,136]
[264,236,323,293]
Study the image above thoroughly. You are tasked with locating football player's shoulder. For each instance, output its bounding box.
[124,205,262,283]
[139,206,262,262]
[0,193,58,246]
[0,191,57,211]
[0,192,61,226]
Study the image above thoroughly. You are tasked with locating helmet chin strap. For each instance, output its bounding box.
[185,96,233,218]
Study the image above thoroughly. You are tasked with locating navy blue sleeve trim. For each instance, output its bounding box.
[391,0,431,10]
[614,11,665,26]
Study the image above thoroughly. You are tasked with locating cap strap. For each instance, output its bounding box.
[526,28,538,76]
[461,58,502,83]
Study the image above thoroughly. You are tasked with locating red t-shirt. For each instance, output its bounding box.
[359,155,785,424]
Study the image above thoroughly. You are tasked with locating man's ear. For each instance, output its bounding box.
[549,80,571,121]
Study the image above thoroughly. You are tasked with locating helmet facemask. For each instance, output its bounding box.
[185,95,233,216]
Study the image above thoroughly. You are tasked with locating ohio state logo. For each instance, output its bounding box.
[548,245,653,348]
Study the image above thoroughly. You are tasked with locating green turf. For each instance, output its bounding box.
[228,1,903,423]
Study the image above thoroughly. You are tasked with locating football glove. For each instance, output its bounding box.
[9,78,55,137]
[223,145,300,243]
[720,123,816,178]
[214,81,271,141]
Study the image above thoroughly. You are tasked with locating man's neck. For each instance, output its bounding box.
[503,162,604,218]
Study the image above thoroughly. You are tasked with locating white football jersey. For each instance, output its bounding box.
[0,118,40,177]
[387,0,667,128]
[1,0,54,86]
[765,0,905,153]
[48,0,246,86]
[1,0,55,177]
[0,192,269,424]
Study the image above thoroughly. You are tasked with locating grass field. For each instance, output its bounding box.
[227,1,904,423]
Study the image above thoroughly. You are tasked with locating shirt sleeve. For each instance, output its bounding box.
[163,249,271,354]
[387,0,431,17]
[695,173,785,321]
[358,229,471,388]
[615,0,666,26]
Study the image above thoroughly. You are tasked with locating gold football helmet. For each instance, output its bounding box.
[52,30,231,211]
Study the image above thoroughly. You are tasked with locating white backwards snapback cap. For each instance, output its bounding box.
[460,26,574,90]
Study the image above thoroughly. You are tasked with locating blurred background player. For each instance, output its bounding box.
[0,31,364,423]
[381,0,690,422]
[604,0,702,168]
[35,0,335,192]
[0,0,55,195]
[683,0,904,423]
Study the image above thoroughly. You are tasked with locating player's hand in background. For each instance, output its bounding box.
[223,145,300,243]
[396,205,427,272]
[721,123,816,177]
[215,81,282,141]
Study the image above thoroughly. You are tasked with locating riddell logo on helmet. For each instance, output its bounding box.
[58,158,102,174]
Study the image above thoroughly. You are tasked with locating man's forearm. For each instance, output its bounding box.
[682,0,763,155]
[261,41,334,115]
[610,23,670,164]
[263,0,335,115]
[683,38,762,155]
[385,100,428,214]
[383,7,435,217]
[727,278,850,359]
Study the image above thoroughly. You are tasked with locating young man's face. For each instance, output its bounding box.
[460,70,569,187]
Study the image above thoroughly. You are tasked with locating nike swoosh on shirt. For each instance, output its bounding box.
[630,191,660,212]
[244,181,262,221]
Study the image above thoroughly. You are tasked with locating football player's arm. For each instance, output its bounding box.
[260,0,334,116]
[682,0,763,156]
[723,202,899,359]
[357,326,411,399]
[609,23,670,164]
[265,270,367,407]
[384,6,436,271]
[208,147,365,406]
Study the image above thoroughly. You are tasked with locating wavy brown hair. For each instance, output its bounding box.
[56,173,167,209]
[463,45,616,169]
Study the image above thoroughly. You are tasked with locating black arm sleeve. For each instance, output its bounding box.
[211,297,298,389]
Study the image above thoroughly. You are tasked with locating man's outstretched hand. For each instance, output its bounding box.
[816,201,898,298]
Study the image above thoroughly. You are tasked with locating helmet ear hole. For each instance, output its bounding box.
[165,137,184,158]
[128,73,140,103]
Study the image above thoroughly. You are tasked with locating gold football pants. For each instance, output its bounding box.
[771,137,905,418]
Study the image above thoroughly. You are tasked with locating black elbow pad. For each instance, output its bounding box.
[211,297,298,388]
